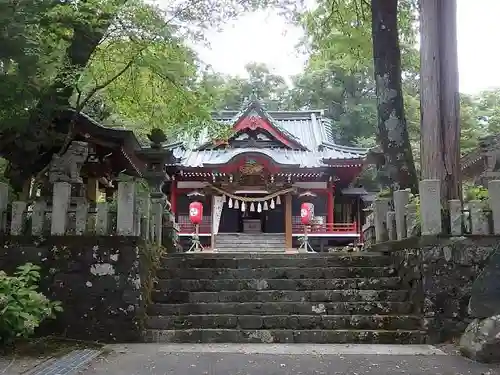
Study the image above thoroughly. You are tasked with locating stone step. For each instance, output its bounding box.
[156,267,397,280]
[146,314,422,331]
[151,290,408,303]
[156,277,403,291]
[217,234,284,237]
[161,255,394,268]
[216,236,285,240]
[164,252,385,259]
[215,247,286,251]
[143,329,424,344]
[148,301,413,316]
[215,244,286,248]
[216,238,284,244]
[215,241,286,246]
[212,249,287,253]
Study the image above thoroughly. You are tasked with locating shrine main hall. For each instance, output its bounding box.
[166,99,370,252]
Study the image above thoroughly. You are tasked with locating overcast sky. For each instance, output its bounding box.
[165,0,500,94]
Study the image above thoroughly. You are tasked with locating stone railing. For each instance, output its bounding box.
[1,180,173,246]
[363,179,500,245]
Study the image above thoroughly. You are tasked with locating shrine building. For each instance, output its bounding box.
[166,99,370,251]
[461,134,500,186]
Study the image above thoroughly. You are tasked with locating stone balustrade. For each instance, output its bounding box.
[363,179,500,245]
[1,180,172,246]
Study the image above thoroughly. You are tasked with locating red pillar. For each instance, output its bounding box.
[170,180,177,216]
[327,181,335,231]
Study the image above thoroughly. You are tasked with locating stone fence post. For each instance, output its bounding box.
[419,179,442,235]
[137,191,151,241]
[10,201,27,235]
[117,181,137,236]
[373,198,391,243]
[151,200,163,245]
[51,182,72,235]
[469,200,489,235]
[393,189,410,240]
[488,180,500,235]
[0,183,8,232]
[386,211,397,241]
[96,202,109,235]
[449,199,463,236]
[31,200,47,236]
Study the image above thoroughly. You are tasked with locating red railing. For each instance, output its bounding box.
[176,215,359,235]
[177,215,212,234]
[292,216,358,234]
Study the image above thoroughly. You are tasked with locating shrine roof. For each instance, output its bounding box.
[172,146,366,169]
[461,134,500,167]
[189,106,334,151]
[58,109,142,150]
[171,100,368,169]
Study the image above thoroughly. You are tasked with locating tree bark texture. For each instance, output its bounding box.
[420,0,461,201]
[371,0,419,193]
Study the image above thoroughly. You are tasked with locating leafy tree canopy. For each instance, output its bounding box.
[0,0,497,190]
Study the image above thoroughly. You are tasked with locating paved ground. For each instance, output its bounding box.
[0,356,52,374]
[78,344,500,375]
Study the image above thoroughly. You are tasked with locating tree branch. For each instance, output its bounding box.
[76,47,146,110]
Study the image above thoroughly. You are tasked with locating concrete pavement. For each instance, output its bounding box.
[78,344,500,375]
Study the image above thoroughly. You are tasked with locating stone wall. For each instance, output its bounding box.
[0,236,148,342]
[369,236,500,343]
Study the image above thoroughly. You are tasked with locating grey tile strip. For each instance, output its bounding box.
[28,348,102,375]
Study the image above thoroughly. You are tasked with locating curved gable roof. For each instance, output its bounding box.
[171,100,368,168]
[211,107,332,151]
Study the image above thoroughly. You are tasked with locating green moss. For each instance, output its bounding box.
[140,242,166,304]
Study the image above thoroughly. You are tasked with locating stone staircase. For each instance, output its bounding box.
[144,253,424,344]
[213,233,287,253]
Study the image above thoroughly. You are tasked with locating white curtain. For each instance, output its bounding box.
[212,195,225,235]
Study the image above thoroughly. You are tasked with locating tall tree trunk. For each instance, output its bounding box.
[371,0,418,193]
[420,0,461,202]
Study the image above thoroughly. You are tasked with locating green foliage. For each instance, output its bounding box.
[406,192,421,224]
[0,263,62,344]
[202,63,291,111]
[289,0,490,180]
[299,0,419,74]
[0,0,303,184]
[463,184,489,202]
[0,0,496,190]
[289,62,378,145]
[0,0,301,135]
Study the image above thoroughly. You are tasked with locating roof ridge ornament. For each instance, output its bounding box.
[249,89,259,103]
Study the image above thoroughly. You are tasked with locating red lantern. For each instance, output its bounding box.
[300,202,314,225]
[189,201,203,225]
